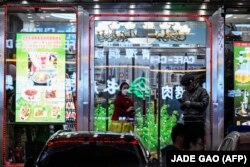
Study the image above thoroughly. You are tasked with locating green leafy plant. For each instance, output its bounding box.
[135,102,178,152]
[94,100,114,131]
[94,101,178,152]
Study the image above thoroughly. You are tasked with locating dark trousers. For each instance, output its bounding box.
[184,122,206,149]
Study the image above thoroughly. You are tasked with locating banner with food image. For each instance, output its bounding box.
[234,42,250,117]
[15,33,66,123]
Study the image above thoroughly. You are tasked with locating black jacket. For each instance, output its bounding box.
[180,84,209,123]
[161,145,179,167]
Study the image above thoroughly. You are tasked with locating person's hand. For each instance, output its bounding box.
[183,101,191,107]
[127,106,134,112]
[130,110,136,116]
[126,106,135,118]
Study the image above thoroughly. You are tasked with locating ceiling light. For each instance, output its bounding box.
[226,14,233,18]
[21,0,28,4]
[163,10,170,15]
[198,10,206,15]
[129,5,135,9]
[164,5,170,9]
[45,0,74,2]
[50,14,76,20]
[129,10,135,14]
[200,5,207,10]
[94,5,100,8]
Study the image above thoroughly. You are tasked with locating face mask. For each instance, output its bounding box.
[122,89,128,95]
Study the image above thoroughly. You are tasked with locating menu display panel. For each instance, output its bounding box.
[234,42,250,121]
[15,33,66,123]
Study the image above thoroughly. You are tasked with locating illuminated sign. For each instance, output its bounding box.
[6,26,75,51]
[233,42,250,117]
[15,33,66,123]
[129,77,150,98]
[95,48,196,64]
[94,77,184,100]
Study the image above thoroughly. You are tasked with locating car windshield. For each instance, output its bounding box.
[37,142,147,167]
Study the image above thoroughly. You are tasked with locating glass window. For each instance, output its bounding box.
[93,20,207,153]
[5,7,77,164]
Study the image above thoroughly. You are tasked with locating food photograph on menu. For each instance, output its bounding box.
[234,42,250,118]
[15,33,66,123]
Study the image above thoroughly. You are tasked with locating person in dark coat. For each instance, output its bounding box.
[179,73,209,148]
[183,130,203,151]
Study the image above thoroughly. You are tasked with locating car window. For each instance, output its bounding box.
[37,143,147,167]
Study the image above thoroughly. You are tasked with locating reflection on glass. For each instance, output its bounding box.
[5,7,77,164]
[94,21,207,153]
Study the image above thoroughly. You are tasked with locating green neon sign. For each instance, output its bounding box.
[128,77,150,98]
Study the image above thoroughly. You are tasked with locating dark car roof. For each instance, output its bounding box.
[47,130,142,145]
[36,131,149,167]
[50,130,138,140]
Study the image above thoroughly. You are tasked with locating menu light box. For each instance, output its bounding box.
[15,33,66,123]
[234,42,250,118]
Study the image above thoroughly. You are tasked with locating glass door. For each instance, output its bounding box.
[93,20,207,155]
[146,48,206,152]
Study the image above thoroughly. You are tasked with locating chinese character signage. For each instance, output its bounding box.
[15,33,66,123]
[94,77,184,100]
[94,21,206,47]
[234,42,250,117]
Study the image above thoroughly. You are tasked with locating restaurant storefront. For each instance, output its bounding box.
[92,15,209,156]
[0,2,225,166]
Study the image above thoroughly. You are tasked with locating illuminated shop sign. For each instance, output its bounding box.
[233,42,250,117]
[95,48,196,64]
[94,21,206,47]
[6,26,76,51]
[95,22,191,42]
[20,26,75,33]
[95,77,184,100]
[94,21,206,46]
[15,33,66,123]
